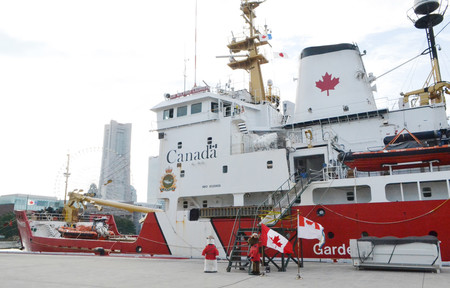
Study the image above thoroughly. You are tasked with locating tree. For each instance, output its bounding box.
[0,212,19,240]
[114,216,136,235]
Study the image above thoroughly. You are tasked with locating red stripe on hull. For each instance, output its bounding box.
[15,211,171,256]
[212,200,450,261]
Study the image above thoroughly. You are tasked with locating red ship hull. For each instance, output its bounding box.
[211,200,450,261]
[15,211,171,255]
[15,198,450,261]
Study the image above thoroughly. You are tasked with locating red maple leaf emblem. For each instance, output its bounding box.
[270,235,283,247]
[315,72,340,96]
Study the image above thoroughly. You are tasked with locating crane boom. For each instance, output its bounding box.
[64,191,162,223]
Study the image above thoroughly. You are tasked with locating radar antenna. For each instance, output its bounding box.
[404,0,450,105]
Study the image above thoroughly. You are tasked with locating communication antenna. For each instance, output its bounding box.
[63,154,70,204]
[194,0,198,87]
[407,0,447,83]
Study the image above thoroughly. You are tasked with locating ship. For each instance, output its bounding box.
[16,0,450,266]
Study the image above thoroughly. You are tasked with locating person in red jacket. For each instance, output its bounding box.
[202,235,219,273]
[248,233,261,275]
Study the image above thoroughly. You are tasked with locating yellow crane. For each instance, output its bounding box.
[63,190,162,223]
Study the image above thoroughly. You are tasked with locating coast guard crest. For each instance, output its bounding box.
[160,167,177,192]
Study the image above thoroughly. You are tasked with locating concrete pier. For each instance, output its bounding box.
[0,252,448,287]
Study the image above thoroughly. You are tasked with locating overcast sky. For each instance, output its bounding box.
[0,0,449,202]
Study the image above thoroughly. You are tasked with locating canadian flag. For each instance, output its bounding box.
[28,200,35,205]
[297,216,325,249]
[260,224,294,254]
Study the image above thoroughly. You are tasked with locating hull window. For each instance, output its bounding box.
[422,187,432,198]
[386,181,448,202]
[189,209,199,221]
[312,186,371,204]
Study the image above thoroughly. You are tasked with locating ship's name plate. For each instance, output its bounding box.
[166,144,217,164]
[202,184,221,188]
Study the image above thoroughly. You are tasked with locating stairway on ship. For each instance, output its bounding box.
[226,173,311,272]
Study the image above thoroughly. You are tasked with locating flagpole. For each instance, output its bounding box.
[296,209,302,280]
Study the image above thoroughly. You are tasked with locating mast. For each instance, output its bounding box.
[63,154,71,205]
[227,0,269,103]
[404,0,449,106]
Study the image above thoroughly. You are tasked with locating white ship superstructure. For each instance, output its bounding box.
[147,0,450,260]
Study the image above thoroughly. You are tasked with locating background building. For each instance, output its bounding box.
[0,194,62,214]
[98,120,136,202]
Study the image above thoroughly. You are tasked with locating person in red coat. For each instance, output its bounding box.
[248,233,261,275]
[202,235,219,273]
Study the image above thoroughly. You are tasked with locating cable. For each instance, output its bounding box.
[436,19,450,37]
[376,50,427,80]
[320,198,449,225]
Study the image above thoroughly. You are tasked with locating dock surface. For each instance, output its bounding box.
[0,252,448,287]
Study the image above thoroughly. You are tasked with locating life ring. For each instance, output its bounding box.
[136,246,142,253]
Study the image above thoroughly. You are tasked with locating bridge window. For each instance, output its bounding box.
[223,165,228,173]
[177,106,187,117]
[163,108,174,120]
[191,103,202,114]
[211,102,219,113]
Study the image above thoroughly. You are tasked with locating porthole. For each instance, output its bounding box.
[316,208,325,217]
[327,232,334,239]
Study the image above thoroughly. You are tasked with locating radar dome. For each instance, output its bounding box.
[413,0,440,15]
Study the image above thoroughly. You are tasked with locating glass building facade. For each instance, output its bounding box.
[0,194,63,211]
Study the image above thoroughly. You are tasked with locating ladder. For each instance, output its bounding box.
[226,172,312,272]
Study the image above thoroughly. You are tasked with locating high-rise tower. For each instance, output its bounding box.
[99,120,135,202]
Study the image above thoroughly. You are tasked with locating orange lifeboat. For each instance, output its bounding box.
[58,225,98,239]
[338,128,450,171]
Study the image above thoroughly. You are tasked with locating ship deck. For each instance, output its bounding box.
[0,251,448,287]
